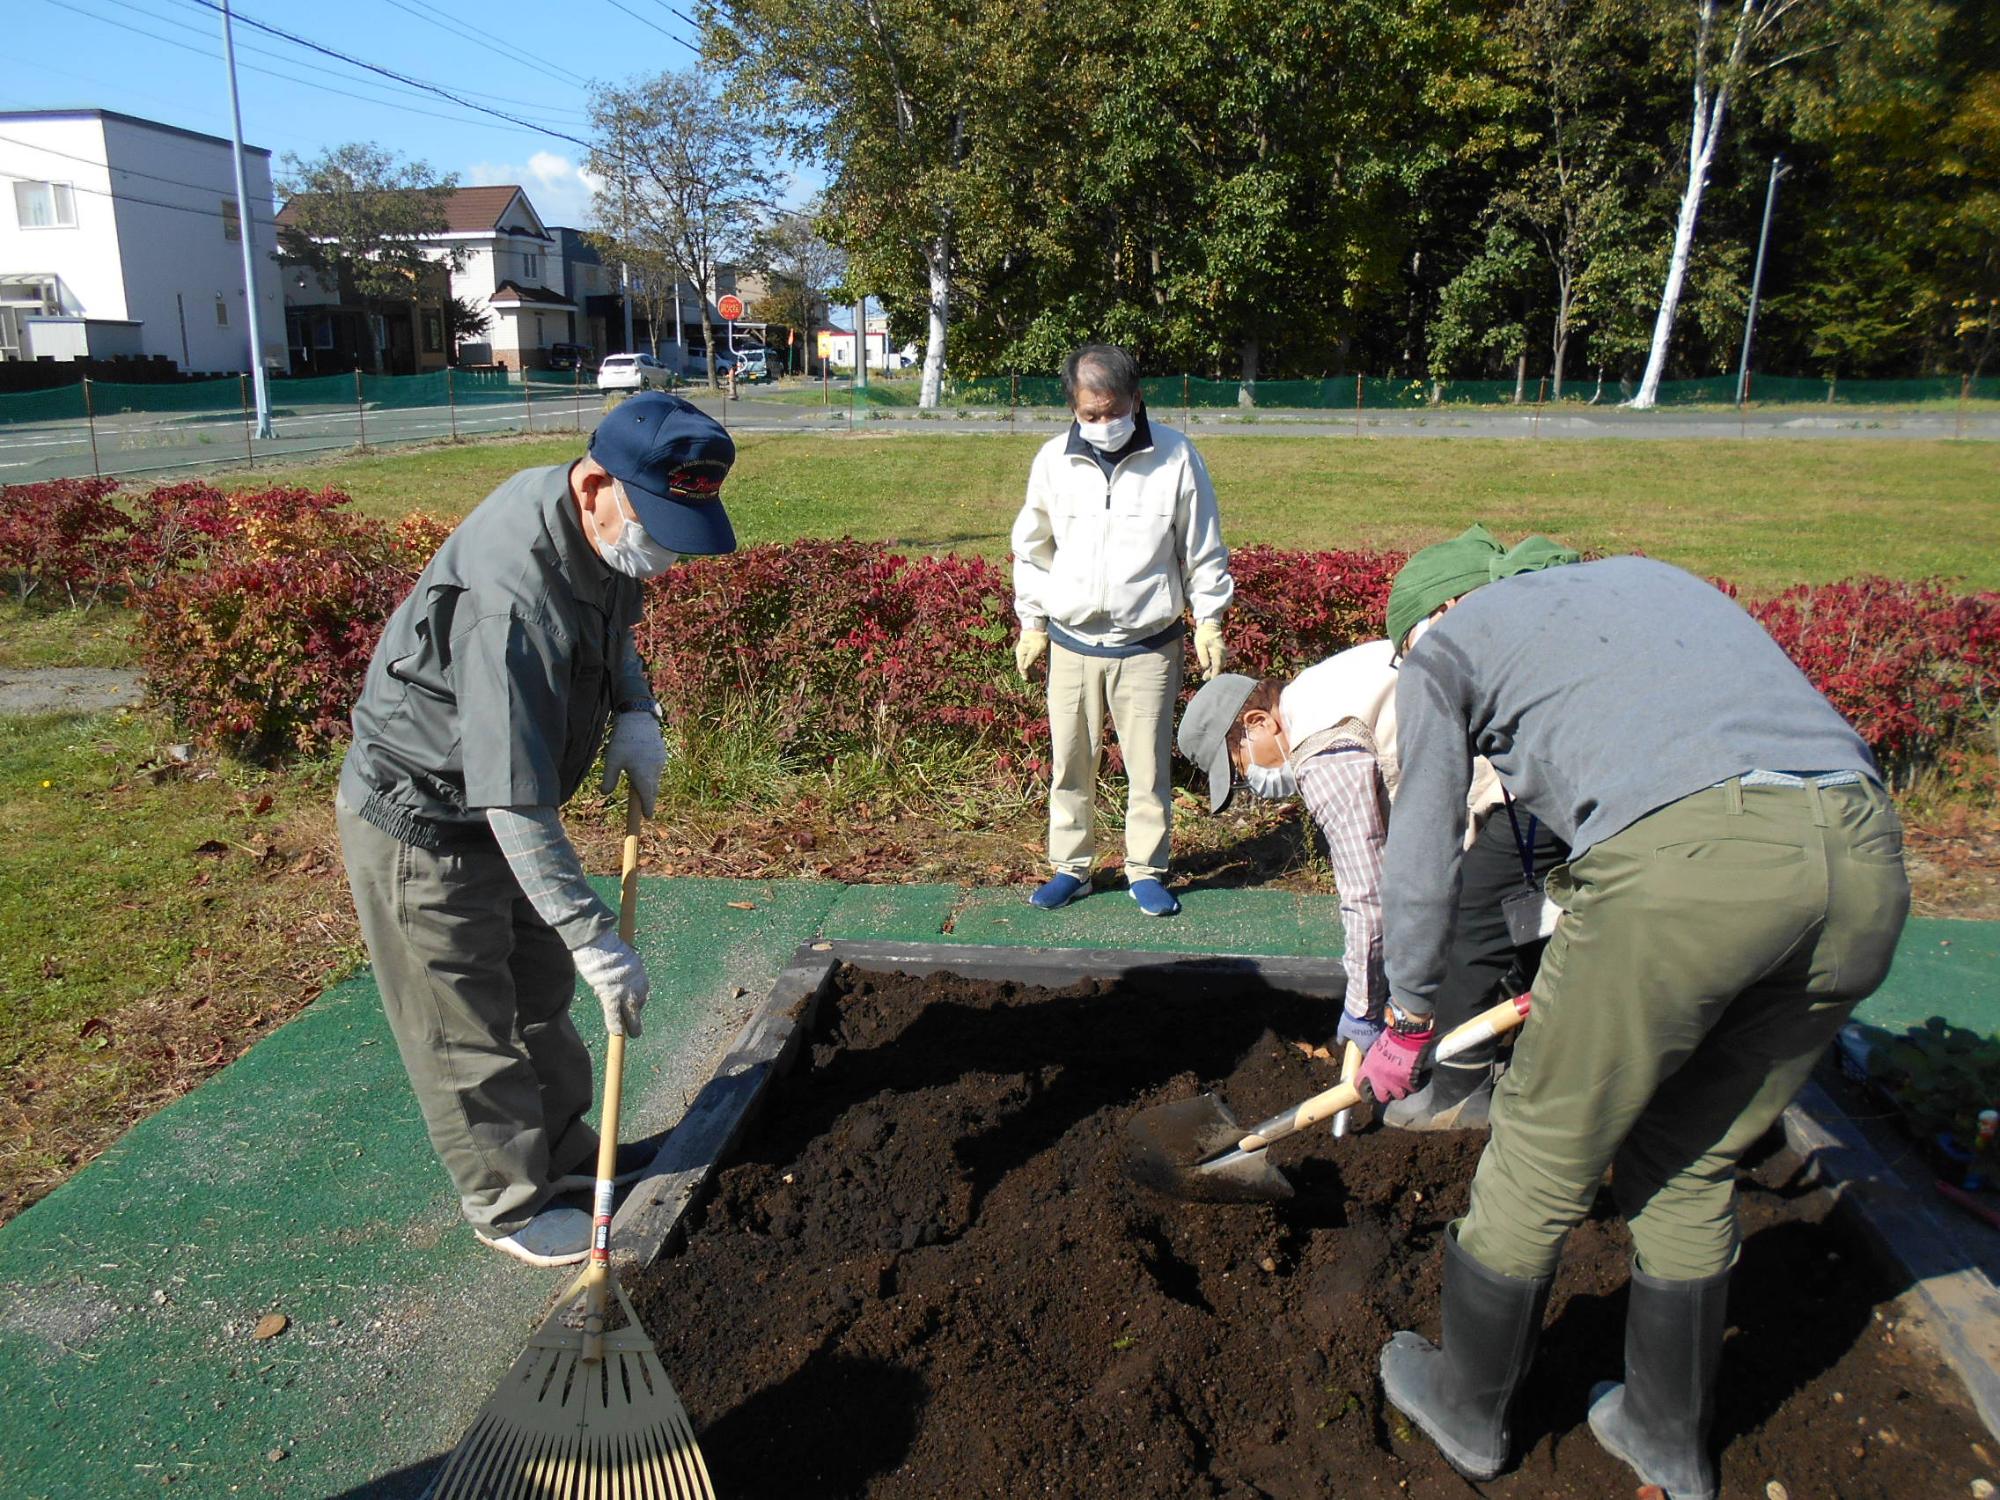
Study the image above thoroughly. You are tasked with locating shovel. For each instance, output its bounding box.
[1123,994,1532,1204]
[428,793,716,1500]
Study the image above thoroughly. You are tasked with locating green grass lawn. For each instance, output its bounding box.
[0,600,137,670]
[204,431,2000,594]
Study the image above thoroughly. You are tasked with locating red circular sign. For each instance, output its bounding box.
[717,294,745,321]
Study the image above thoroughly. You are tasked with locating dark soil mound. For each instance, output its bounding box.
[629,963,1990,1498]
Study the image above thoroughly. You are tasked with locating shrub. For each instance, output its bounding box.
[0,477,129,605]
[136,488,440,760]
[1746,577,2000,782]
[1221,545,1402,680]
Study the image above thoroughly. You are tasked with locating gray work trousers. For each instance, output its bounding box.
[337,796,598,1234]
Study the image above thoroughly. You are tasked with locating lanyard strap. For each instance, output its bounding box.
[1501,790,1538,885]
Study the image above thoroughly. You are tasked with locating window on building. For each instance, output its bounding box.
[523,253,540,281]
[14,181,77,229]
[423,313,443,353]
[215,295,229,327]
[221,199,241,242]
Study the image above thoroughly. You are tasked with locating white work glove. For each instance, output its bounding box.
[1014,628,1049,679]
[1195,619,1226,681]
[573,931,649,1038]
[600,709,667,816]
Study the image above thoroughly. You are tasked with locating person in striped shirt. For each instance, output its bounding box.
[1176,640,1566,1129]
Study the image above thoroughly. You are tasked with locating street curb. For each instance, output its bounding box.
[1782,1080,2000,1439]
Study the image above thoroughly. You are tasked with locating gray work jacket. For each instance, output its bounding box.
[339,464,650,849]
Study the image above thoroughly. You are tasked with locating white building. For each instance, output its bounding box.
[825,315,913,372]
[0,109,286,372]
[418,186,574,370]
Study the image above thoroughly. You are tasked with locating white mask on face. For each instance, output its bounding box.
[1077,412,1136,452]
[1244,758,1298,800]
[598,486,681,579]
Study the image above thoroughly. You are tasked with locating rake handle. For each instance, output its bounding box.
[582,792,644,1362]
[1231,994,1531,1153]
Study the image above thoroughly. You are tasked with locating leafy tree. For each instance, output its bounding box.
[276,143,464,375]
[444,295,491,354]
[1428,220,1535,392]
[750,204,847,373]
[587,71,776,386]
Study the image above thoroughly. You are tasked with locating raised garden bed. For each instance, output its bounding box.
[623,963,1993,1497]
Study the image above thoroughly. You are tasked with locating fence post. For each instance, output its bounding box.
[81,376,100,476]
[1010,371,1018,431]
[573,361,583,434]
[239,374,254,467]
[1958,373,1970,441]
[1355,373,1364,439]
[523,366,533,433]
[354,367,367,450]
[821,359,829,407]
[1183,373,1190,433]
[446,365,457,441]
[1533,377,1546,438]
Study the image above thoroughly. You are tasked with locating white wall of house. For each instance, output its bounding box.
[0,111,286,372]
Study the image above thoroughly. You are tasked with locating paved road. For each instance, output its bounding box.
[3,392,1992,484]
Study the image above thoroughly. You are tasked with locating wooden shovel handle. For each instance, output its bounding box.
[1232,995,1532,1153]
[583,793,644,1359]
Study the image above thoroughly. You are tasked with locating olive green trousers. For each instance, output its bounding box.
[1458,777,1909,1282]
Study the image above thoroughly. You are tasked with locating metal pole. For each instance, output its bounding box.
[1534,376,1546,437]
[523,366,532,433]
[1355,373,1363,438]
[446,364,457,441]
[853,296,868,394]
[240,373,254,465]
[620,261,635,352]
[1959,373,1970,441]
[1010,370,1018,431]
[219,0,273,438]
[81,376,100,476]
[354,366,366,448]
[1735,157,1786,408]
[1183,372,1190,432]
[574,360,583,433]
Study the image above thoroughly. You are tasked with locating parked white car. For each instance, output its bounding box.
[597,353,674,391]
[732,347,771,382]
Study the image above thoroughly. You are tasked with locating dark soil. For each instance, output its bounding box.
[628,965,1993,1498]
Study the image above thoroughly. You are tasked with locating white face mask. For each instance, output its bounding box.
[1077,412,1136,452]
[599,516,680,580]
[1244,758,1298,800]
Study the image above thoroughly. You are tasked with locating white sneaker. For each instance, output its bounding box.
[475,1204,591,1267]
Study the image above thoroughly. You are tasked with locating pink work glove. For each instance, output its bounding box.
[1358,1020,1435,1102]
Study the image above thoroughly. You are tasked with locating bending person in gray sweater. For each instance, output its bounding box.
[1359,530,1909,1500]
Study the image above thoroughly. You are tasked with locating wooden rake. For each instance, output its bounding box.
[429,794,715,1500]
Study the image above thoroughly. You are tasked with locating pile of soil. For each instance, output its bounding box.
[629,965,1992,1498]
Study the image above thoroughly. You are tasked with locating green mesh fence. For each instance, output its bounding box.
[88,377,242,417]
[272,374,359,409]
[0,384,87,425]
[454,369,524,405]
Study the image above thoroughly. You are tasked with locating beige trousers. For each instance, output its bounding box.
[1046,639,1183,881]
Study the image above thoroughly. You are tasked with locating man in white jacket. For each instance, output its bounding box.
[1012,344,1234,918]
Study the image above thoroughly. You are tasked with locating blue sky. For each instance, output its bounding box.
[7,0,815,227]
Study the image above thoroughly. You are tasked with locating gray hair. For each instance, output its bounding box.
[1062,344,1140,406]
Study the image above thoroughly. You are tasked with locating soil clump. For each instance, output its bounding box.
[629,964,1991,1497]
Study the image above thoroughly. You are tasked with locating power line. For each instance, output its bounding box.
[0,163,281,230]
[602,0,701,52]
[374,0,592,95]
[36,0,578,138]
[174,0,614,154]
[0,130,279,201]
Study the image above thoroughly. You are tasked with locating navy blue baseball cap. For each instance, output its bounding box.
[588,392,737,555]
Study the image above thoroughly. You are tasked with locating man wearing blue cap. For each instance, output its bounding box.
[337,392,736,1266]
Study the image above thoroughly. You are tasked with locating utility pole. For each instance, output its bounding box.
[854,294,868,392]
[219,0,273,437]
[1735,157,1787,408]
[620,261,635,353]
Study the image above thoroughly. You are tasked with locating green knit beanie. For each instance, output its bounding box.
[1385,524,1504,649]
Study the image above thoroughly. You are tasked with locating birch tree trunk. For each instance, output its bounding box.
[921,231,949,408]
[1631,0,1750,409]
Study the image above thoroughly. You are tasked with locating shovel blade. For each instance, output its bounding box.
[1123,1094,1295,1204]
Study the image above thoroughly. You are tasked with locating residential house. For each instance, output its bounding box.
[422,186,573,370]
[825,314,911,372]
[0,108,287,372]
[277,258,450,377]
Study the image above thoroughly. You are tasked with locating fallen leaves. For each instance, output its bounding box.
[252,1313,288,1340]
[726,900,757,911]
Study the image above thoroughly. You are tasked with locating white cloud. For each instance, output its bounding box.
[465,151,602,229]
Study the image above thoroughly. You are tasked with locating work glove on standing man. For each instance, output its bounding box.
[336,393,737,1268]
[1012,344,1234,919]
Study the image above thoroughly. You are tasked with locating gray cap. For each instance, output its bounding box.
[1176,672,1258,813]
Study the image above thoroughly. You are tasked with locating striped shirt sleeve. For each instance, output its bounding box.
[485,805,616,950]
[1296,748,1389,1020]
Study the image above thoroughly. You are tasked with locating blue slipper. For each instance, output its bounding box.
[1129,878,1181,917]
[1029,873,1092,909]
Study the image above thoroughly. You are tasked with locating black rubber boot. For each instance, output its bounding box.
[1381,1058,1493,1131]
[1587,1259,1732,1500]
[1380,1223,1553,1480]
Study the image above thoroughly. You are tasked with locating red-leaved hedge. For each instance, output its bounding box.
[7,474,1994,783]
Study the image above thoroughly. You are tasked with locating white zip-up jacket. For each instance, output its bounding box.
[1011,412,1234,648]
